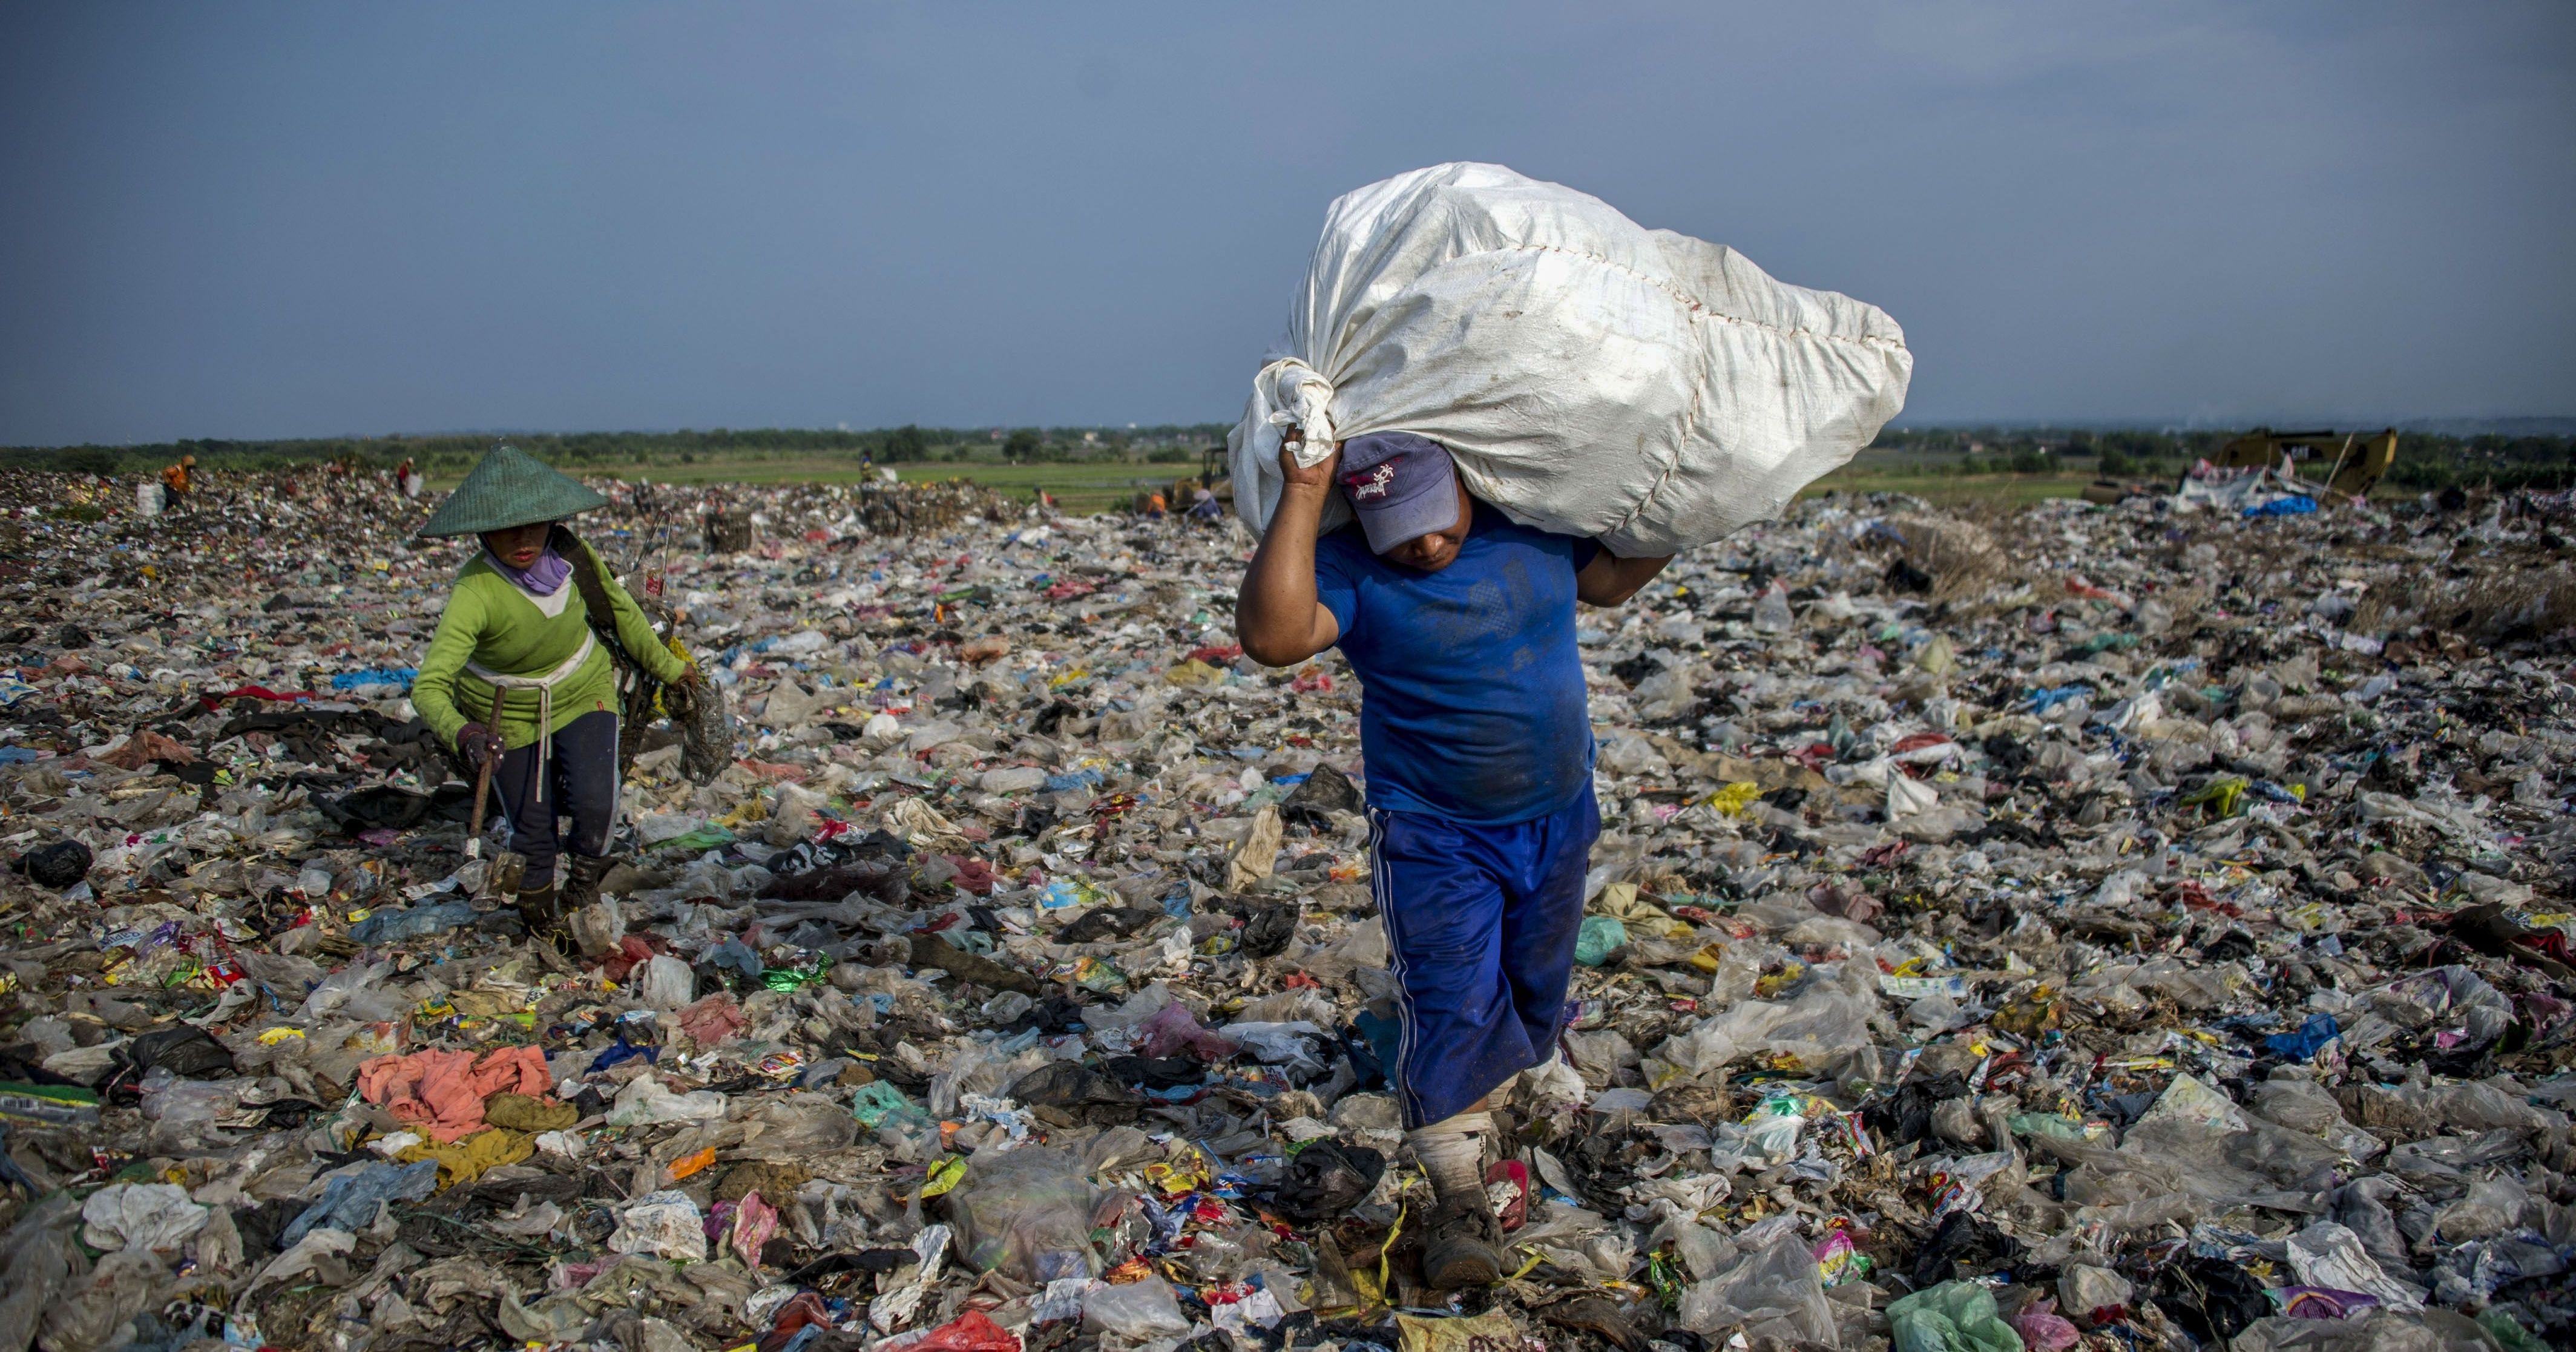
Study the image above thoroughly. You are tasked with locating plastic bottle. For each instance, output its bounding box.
[1753,584,1793,634]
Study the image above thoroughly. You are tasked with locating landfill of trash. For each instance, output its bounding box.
[3,462,2575,1352]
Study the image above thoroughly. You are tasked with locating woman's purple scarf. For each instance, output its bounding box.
[487,545,572,596]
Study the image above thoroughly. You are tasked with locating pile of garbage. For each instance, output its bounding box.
[3,462,2575,1352]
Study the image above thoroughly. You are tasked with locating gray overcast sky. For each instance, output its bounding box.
[2,2,2569,445]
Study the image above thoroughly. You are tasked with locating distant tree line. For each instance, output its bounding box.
[8,421,2569,493]
[0,422,1234,477]
[1867,425,2576,491]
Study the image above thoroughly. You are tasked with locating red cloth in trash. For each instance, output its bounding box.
[758,1291,835,1352]
[944,853,999,895]
[908,1310,1021,1352]
[675,993,749,1047]
[356,1046,552,1142]
[600,933,671,981]
[197,684,314,712]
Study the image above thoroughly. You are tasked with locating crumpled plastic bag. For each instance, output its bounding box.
[79,1183,207,1255]
[1219,1020,1336,1079]
[1650,957,1878,1083]
[0,1195,86,1348]
[1083,1273,1192,1339]
[41,1248,168,1352]
[2287,1220,2425,1311]
[279,1160,441,1246]
[608,1076,728,1127]
[610,1190,708,1262]
[945,1146,1099,1284]
[1886,1279,2021,1352]
[1677,1232,1837,1344]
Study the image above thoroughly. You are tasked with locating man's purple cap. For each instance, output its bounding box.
[1336,432,1460,554]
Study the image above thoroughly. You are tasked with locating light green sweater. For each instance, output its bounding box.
[412,550,688,751]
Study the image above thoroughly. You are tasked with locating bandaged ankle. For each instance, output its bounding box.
[1407,1111,1495,1206]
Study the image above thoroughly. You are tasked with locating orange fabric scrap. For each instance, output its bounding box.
[357,1045,553,1143]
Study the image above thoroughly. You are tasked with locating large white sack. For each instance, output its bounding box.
[1228,163,1911,556]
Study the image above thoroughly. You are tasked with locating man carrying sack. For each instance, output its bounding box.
[1237,429,1671,1288]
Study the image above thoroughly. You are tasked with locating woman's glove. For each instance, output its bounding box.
[456,723,501,771]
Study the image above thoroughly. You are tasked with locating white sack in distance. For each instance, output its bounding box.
[1227,162,1913,557]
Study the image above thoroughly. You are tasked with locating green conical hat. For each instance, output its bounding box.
[416,444,610,537]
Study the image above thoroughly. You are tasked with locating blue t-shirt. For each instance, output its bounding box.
[1313,502,1599,825]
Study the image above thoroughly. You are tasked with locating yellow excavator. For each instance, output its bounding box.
[2212,427,2398,499]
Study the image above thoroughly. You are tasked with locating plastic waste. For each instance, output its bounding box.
[1887,1279,2022,1352]
[13,839,92,889]
[1574,914,1629,966]
[607,1076,728,1127]
[944,1147,1099,1283]
[79,1183,207,1255]
[609,1190,709,1261]
[1677,1233,1836,1344]
[348,896,478,944]
[8,457,2576,1348]
[1083,1273,1193,1339]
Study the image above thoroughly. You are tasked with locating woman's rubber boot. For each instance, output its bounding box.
[559,855,613,917]
[1419,1200,1504,1290]
[514,884,565,948]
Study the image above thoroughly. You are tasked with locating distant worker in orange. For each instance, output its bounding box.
[159,455,197,511]
[1145,490,1168,519]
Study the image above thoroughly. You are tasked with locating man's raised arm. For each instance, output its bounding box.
[1236,433,1346,666]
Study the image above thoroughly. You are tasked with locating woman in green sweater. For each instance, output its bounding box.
[412,445,698,940]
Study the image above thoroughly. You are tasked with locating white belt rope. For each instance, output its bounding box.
[467,632,596,802]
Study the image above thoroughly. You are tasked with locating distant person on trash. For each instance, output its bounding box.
[410,444,702,945]
[1235,428,1671,1289]
[159,454,197,510]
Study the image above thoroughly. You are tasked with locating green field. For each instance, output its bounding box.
[1804,466,2098,505]
[439,446,2109,517]
[437,456,1195,514]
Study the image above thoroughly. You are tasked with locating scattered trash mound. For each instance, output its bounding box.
[1,463,2574,1351]
[1871,510,2014,604]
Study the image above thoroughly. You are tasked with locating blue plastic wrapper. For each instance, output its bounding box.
[592,1031,659,1071]
[2244,495,2318,517]
[348,898,477,945]
[2028,684,2093,714]
[330,668,416,691]
[2265,1012,2339,1062]
[281,1160,438,1246]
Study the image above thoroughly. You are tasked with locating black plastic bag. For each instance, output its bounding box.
[2152,1256,2270,1343]
[1861,1071,1968,1149]
[1908,1209,2020,1287]
[116,1025,236,1081]
[1006,1062,1143,1127]
[1280,763,1362,829]
[1260,1140,1387,1224]
[13,840,91,890]
[1238,904,1298,959]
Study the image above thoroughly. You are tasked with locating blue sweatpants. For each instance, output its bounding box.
[1371,783,1600,1129]
[491,710,620,890]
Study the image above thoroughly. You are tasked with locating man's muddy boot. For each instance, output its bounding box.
[560,854,613,916]
[514,883,565,947]
[1420,1199,1504,1289]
